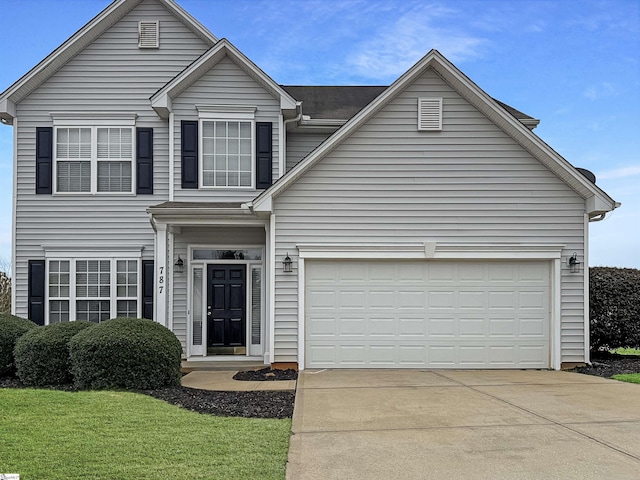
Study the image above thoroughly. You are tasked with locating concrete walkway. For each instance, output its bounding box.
[181,370,296,391]
[287,369,640,479]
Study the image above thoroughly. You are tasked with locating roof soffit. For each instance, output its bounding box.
[0,0,218,122]
[252,50,616,213]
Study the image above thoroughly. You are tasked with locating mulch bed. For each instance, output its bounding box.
[570,351,640,378]
[233,367,298,381]
[0,369,297,419]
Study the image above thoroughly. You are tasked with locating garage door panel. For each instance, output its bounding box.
[306,260,550,369]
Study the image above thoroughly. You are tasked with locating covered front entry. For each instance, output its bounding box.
[305,259,550,369]
[207,264,246,354]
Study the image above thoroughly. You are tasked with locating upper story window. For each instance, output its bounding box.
[202,121,252,187]
[197,105,256,189]
[50,113,137,194]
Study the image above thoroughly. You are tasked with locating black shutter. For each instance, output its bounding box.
[36,127,53,194]
[181,120,198,189]
[142,260,154,320]
[136,128,153,194]
[28,260,45,325]
[255,122,272,189]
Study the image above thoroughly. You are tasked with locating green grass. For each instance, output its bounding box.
[612,373,640,384]
[0,389,291,480]
[610,347,640,356]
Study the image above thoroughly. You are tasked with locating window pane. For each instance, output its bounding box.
[48,261,70,298]
[57,161,91,192]
[117,259,138,298]
[76,260,110,298]
[97,161,132,192]
[117,300,137,318]
[251,268,261,344]
[202,121,253,188]
[192,268,203,346]
[49,300,69,324]
[97,128,132,159]
[77,300,110,323]
[57,128,91,159]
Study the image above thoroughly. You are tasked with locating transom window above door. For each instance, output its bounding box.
[201,120,252,187]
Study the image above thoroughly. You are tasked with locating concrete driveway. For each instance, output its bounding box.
[286,369,640,479]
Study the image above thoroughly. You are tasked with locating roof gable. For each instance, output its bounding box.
[150,39,298,117]
[0,0,217,124]
[251,50,616,217]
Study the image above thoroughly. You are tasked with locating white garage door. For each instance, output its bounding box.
[305,260,550,369]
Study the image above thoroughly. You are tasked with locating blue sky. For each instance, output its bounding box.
[0,0,638,270]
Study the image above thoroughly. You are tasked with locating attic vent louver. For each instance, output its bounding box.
[138,21,159,48]
[418,97,442,131]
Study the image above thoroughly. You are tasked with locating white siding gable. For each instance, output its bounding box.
[272,67,586,364]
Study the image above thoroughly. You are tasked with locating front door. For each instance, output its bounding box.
[207,265,246,355]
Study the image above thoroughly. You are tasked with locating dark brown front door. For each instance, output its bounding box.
[207,265,246,350]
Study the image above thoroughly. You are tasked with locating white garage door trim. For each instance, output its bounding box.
[297,243,563,370]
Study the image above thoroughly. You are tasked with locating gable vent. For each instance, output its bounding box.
[418,97,442,131]
[138,21,159,49]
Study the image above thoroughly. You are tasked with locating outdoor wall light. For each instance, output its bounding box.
[568,252,581,274]
[174,255,184,274]
[283,253,293,273]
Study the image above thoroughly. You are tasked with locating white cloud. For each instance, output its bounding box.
[597,165,640,180]
[583,82,617,100]
[344,4,488,81]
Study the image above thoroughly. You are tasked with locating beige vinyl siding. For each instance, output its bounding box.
[172,57,281,202]
[286,131,328,171]
[272,67,586,364]
[171,227,265,350]
[13,0,210,318]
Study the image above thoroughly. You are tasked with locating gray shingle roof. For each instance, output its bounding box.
[281,85,537,125]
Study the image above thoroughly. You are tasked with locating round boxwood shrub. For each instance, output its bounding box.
[14,321,94,387]
[69,317,183,390]
[0,313,37,376]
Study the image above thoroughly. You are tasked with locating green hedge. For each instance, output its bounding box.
[590,267,640,351]
[0,313,38,376]
[14,321,94,386]
[69,317,183,390]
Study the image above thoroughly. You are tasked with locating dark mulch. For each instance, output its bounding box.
[571,351,640,378]
[233,367,298,381]
[0,375,295,419]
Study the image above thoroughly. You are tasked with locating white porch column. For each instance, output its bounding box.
[155,223,168,327]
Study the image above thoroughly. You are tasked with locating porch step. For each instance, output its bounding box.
[181,360,265,372]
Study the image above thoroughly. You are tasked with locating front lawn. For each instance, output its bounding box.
[612,373,640,384]
[610,347,640,356]
[0,388,291,480]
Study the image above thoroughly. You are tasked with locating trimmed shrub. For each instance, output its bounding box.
[14,321,94,386]
[590,267,640,351]
[0,313,37,376]
[69,317,182,390]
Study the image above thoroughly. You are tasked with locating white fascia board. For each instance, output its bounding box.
[151,94,172,119]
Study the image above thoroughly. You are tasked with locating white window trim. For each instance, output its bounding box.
[196,106,256,190]
[49,113,137,195]
[44,257,142,325]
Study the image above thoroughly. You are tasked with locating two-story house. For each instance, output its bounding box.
[0,0,618,370]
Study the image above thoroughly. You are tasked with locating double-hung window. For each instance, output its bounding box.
[47,258,139,323]
[51,113,136,194]
[197,106,255,189]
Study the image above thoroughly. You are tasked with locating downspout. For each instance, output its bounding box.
[281,102,303,177]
